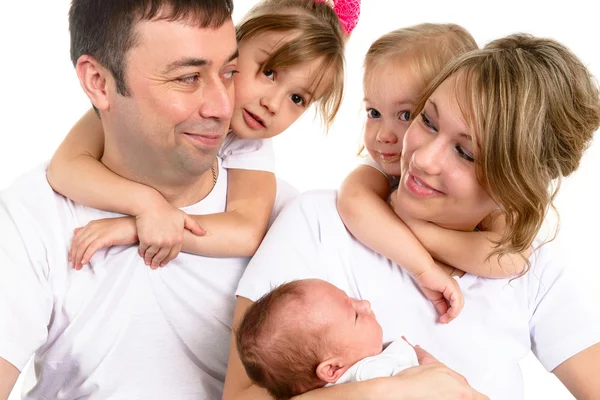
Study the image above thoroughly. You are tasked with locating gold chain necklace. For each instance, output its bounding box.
[211,163,217,187]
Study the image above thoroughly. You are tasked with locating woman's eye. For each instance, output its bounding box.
[455,145,474,162]
[367,108,381,119]
[290,93,305,106]
[420,112,437,132]
[263,69,275,80]
[399,111,411,121]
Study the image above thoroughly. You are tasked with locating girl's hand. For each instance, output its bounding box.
[414,265,464,324]
[70,217,138,270]
[135,200,206,269]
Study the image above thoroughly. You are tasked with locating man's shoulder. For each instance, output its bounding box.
[0,162,68,228]
[1,163,55,205]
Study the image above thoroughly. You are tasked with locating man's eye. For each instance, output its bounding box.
[367,108,381,119]
[176,74,199,85]
[222,70,239,80]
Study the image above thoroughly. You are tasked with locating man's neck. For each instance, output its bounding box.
[101,152,217,209]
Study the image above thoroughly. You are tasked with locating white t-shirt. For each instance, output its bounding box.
[334,339,419,385]
[358,155,400,188]
[236,190,600,400]
[0,161,297,399]
[219,132,275,172]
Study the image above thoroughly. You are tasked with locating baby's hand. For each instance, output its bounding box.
[415,265,464,324]
[70,216,138,270]
[135,200,206,269]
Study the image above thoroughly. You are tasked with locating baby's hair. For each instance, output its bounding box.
[235,280,327,399]
[358,23,477,155]
[412,34,600,269]
[236,0,346,128]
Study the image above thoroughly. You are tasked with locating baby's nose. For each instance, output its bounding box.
[356,299,372,314]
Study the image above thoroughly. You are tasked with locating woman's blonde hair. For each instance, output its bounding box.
[413,34,600,266]
[236,0,345,127]
[358,23,477,155]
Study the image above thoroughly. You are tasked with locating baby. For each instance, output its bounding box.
[235,279,418,399]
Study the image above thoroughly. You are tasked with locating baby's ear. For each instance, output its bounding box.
[315,357,347,383]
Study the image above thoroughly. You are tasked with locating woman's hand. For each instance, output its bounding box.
[135,199,206,268]
[70,216,138,269]
[385,345,489,400]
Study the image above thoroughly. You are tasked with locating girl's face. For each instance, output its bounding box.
[393,74,497,230]
[363,61,424,176]
[230,31,325,139]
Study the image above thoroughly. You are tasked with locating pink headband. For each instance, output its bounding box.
[316,0,361,35]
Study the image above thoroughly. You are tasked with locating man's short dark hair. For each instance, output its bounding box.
[69,0,234,96]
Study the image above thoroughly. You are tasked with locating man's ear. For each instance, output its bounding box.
[75,54,112,111]
[315,356,348,383]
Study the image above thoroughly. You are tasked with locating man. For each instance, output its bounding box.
[0,1,288,398]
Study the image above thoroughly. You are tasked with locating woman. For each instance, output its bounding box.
[223,34,600,399]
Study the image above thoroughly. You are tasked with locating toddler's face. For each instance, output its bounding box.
[363,61,425,176]
[230,31,326,139]
[302,280,383,364]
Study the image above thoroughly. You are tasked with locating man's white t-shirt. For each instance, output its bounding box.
[236,190,600,400]
[0,138,294,399]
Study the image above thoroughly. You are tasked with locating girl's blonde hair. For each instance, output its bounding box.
[358,23,477,154]
[236,0,345,127]
[364,23,477,92]
[413,34,600,266]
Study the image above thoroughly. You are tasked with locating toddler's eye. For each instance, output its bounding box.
[367,108,381,119]
[399,111,411,121]
[290,94,305,106]
[264,69,275,80]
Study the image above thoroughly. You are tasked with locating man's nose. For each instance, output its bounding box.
[198,77,233,121]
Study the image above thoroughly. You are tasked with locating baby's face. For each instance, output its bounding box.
[302,280,383,364]
[363,61,425,176]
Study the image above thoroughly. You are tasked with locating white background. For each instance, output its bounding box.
[1,1,599,399]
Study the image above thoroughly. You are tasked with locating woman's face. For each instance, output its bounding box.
[393,74,497,230]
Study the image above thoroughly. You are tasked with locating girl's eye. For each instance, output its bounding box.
[264,69,275,80]
[176,74,199,85]
[455,145,474,162]
[420,112,438,132]
[290,93,305,106]
[399,111,411,121]
[367,108,381,119]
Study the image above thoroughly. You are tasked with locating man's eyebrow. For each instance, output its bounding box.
[162,57,209,74]
[161,49,238,75]
[226,48,239,63]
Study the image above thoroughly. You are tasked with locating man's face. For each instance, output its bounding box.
[105,17,238,179]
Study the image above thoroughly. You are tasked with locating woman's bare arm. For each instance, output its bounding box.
[553,343,600,399]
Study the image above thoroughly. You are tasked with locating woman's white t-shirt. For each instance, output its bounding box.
[236,190,600,400]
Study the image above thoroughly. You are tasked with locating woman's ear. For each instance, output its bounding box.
[315,356,348,383]
[75,54,112,111]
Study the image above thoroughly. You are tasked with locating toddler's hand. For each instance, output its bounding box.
[135,200,206,269]
[415,265,464,324]
[70,216,138,270]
